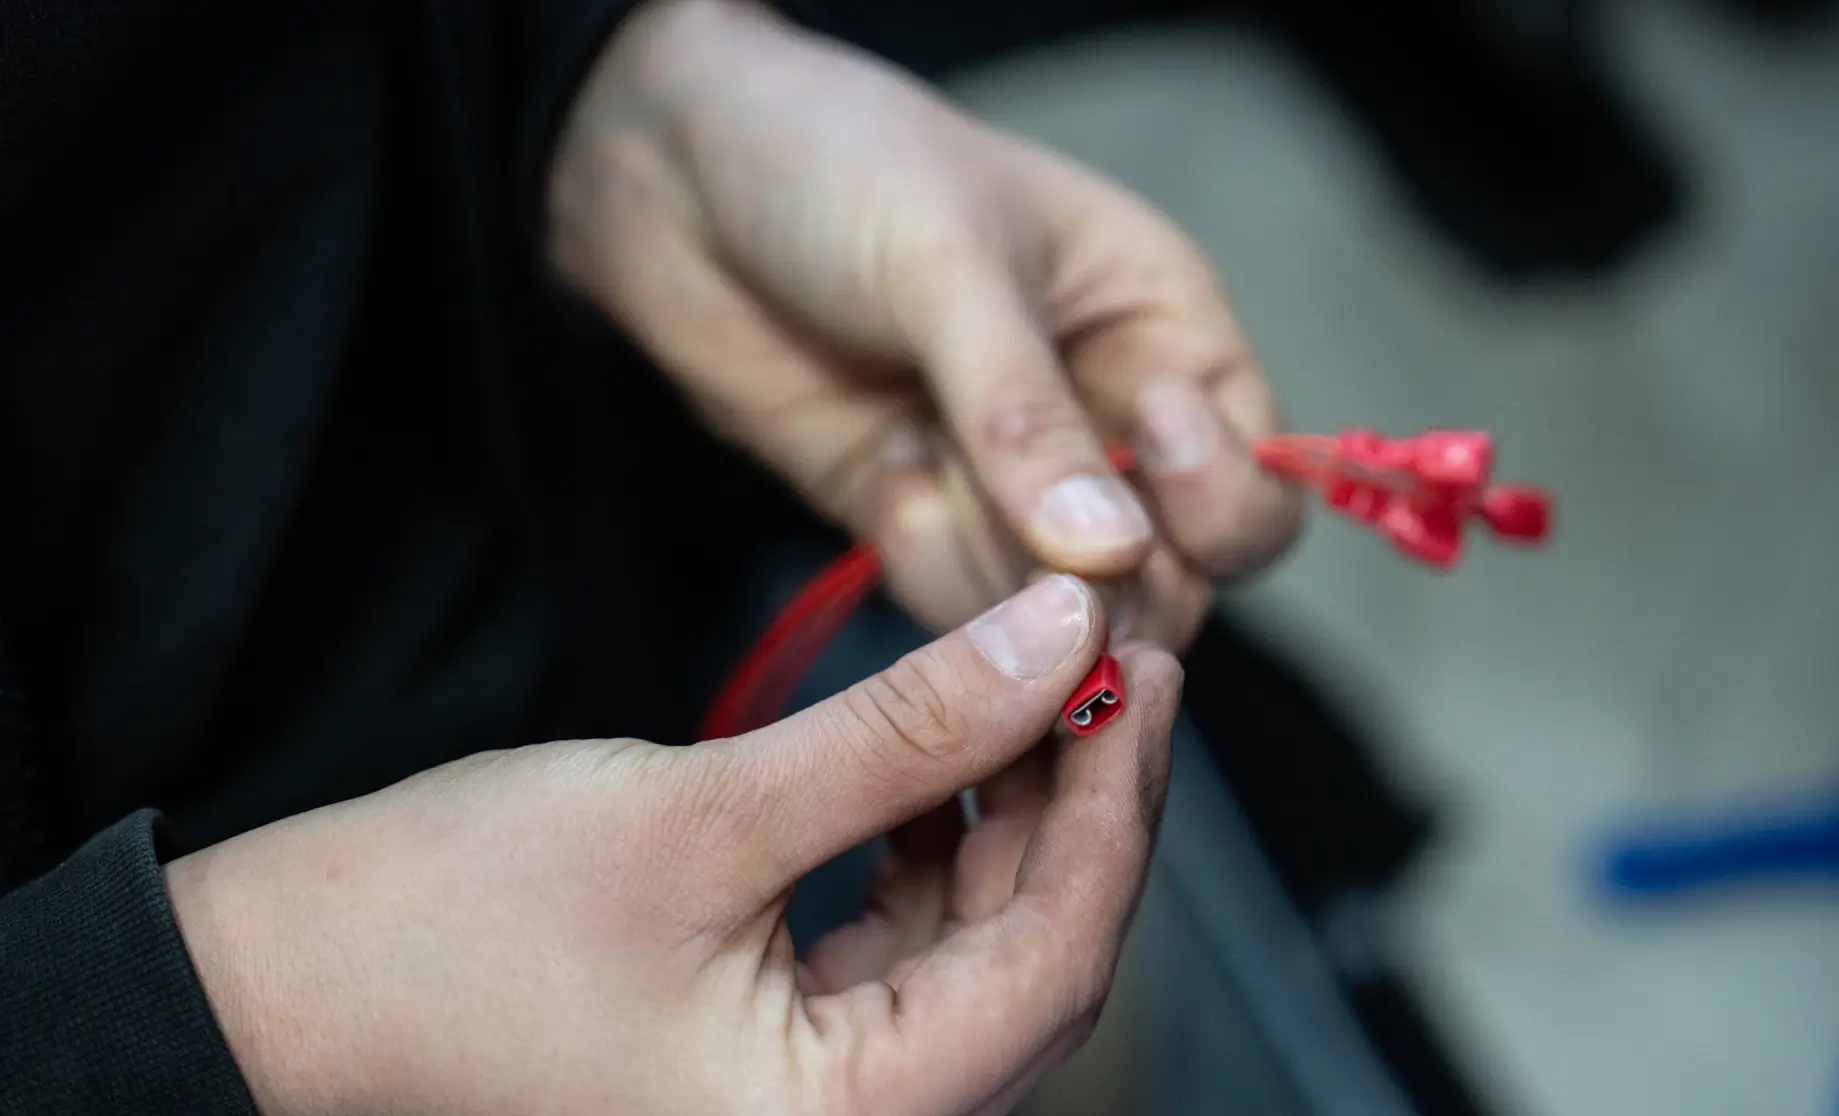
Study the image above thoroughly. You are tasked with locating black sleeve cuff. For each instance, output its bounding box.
[0,811,256,1116]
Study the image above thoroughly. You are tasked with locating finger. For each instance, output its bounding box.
[974,739,1055,821]
[691,574,1103,899]
[876,800,967,950]
[800,918,900,997]
[902,252,1154,577]
[1133,374,1302,581]
[1011,641,1178,931]
[1131,546,1214,651]
[953,743,1055,923]
[803,801,965,994]
[1029,162,1303,581]
[809,645,1182,1114]
[875,424,1033,635]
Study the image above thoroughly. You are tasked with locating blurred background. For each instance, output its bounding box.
[806,0,1839,1113]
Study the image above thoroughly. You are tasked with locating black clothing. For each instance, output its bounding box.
[1,1,821,1110]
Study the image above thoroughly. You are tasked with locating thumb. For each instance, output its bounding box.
[692,574,1102,898]
[903,252,1153,577]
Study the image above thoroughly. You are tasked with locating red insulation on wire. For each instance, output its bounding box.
[701,430,1551,741]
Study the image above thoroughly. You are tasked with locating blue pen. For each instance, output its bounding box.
[1595,789,1839,899]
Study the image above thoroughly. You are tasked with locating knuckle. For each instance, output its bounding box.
[980,387,1093,463]
[1048,956,1116,1056]
[841,647,974,773]
[1073,956,1119,1022]
[887,213,1004,333]
[1245,477,1307,551]
[805,990,888,1116]
[904,214,999,275]
[1265,486,1309,554]
[1066,998,1107,1051]
[1206,467,1307,581]
[1205,345,1264,391]
[1020,903,1117,1014]
[679,751,769,849]
[654,750,768,864]
[1134,652,1185,721]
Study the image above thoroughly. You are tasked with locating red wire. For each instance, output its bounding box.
[699,445,1138,740]
[701,542,881,739]
[701,431,1550,739]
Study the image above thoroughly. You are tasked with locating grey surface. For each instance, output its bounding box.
[1133,730,1418,1116]
[946,5,1839,1114]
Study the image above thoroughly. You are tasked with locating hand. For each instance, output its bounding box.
[167,576,1181,1116]
[548,0,1302,650]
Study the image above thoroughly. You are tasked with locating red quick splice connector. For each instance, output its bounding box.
[1254,429,1553,570]
[1061,641,1125,738]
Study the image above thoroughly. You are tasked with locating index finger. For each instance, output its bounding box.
[902,248,1156,579]
[1042,157,1304,581]
[804,644,1182,1115]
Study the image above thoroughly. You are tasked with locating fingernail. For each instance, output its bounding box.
[1136,379,1221,473]
[967,573,1093,680]
[1033,475,1152,553]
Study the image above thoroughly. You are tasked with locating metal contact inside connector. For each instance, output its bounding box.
[1068,689,1119,727]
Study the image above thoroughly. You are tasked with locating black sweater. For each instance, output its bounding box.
[0,1,833,1110]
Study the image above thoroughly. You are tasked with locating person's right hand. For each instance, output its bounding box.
[164,574,1181,1116]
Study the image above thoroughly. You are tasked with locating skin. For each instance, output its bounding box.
[166,2,1300,1112]
[171,579,1182,1115]
[549,0,1301,649]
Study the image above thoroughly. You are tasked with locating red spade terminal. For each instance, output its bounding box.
[1253,429,1553,570]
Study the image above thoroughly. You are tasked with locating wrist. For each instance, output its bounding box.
[164,828,373,1116]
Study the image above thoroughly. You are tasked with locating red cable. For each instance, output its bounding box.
[702,446,1138,741]
[702,542,881,738]
[701,430,1552,742]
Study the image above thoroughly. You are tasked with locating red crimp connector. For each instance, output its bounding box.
[1476,485,1552,541]
[1061,644,1125,737]
[1255,428,1552,570]
[704,429,1551,743]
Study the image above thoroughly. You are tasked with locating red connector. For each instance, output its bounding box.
[702,428,1551,742]
[698,542,1128,740]
[700,446,1140,742]
[1061,643,1125,737]
[1255,428,1552,570]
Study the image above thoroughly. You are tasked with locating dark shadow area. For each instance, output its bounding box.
[1241,0,1683,281]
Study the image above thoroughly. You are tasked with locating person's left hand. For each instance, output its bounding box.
[548,0,1302,649]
